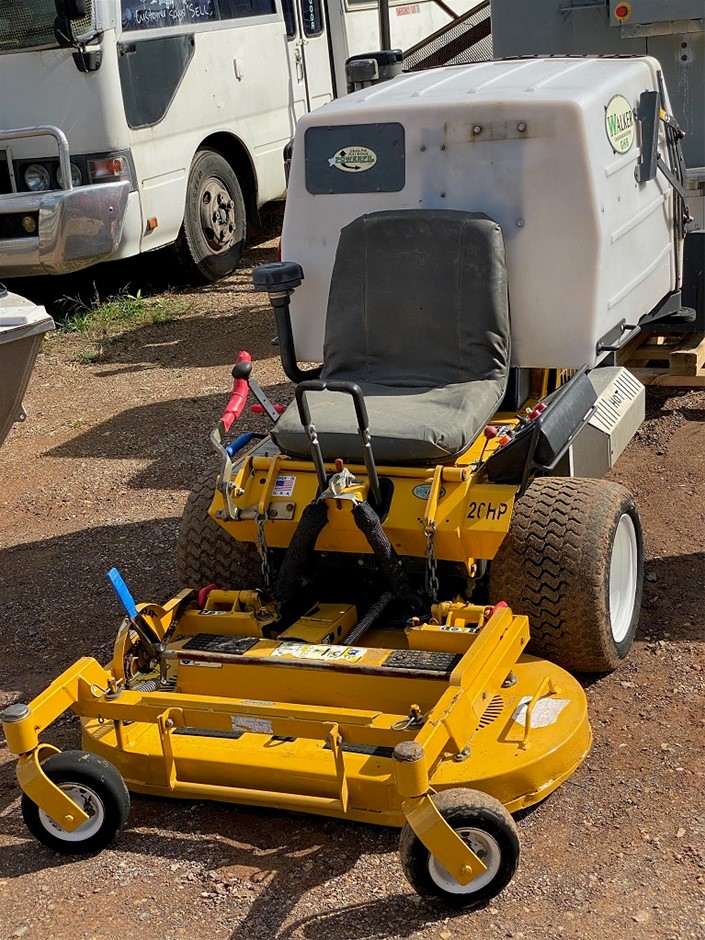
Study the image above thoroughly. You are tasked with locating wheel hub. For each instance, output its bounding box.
[200,177,237,253]
[609,512,638,644]
[427,826,502,894]
[38,782,105,841]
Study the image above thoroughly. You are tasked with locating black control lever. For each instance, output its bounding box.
[295,380,382,507]
[232,359,281,424]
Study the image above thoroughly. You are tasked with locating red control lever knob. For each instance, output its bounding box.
[527,402,547,421]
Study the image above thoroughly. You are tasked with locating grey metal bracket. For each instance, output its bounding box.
[635,91,659,184]
[657,156,690,205]
[620,18,705,39]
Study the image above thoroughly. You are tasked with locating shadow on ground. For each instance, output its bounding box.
[640,551,705,643]
[69,306,280,372]
[0,517,183,699]
[45,377,291,491]
[0,787,444,940]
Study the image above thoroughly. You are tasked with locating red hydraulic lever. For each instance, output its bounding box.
[251,403,285,415]
[220,350,252,432]
[527,402,547,421]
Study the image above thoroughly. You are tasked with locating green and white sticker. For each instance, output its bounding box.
[412,483,446,500]
[605,95,635,154]
[328,146,377,173]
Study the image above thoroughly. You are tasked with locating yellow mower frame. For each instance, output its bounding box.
[3,592,590,890]
[7,203,653,915]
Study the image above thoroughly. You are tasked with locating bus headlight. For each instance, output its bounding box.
[57,162,83,189]
[24,164,52,192]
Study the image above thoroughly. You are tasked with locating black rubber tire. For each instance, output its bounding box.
[174,149,246,284]
[489,477,644,673]
[399,789,519,909]
[176,467,263,590]
[21,751,130,854]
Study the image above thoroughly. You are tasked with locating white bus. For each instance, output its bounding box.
[0,0,465,283]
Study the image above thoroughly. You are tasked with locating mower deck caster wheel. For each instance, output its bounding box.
[21,751,130,854]
[399,788,519,908]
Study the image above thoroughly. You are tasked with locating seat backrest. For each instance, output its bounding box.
[321,209,510,389]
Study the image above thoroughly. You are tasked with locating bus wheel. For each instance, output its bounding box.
[175,149,246,284]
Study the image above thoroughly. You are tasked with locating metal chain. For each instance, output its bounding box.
[424,522,440,603]
[256,514,272,591]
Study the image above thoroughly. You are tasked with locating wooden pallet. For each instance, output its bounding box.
[618,331,705,386]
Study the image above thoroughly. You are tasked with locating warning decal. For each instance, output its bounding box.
[271,642,365,664]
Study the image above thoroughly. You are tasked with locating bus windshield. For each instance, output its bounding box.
[0,0,93,52]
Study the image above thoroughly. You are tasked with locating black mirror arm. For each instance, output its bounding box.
[53,15,75,48]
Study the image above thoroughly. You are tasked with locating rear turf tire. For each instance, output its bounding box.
[176,467,263,590]
[399,789,519,908]
[21,751,129,854]
[489,477,643,673]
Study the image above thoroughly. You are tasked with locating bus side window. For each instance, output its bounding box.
[121,0,218,31]
[301,0,323,36]
[280,0,297,38]
[217,0,277,20]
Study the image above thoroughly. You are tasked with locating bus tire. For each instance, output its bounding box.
[175,149,246,284]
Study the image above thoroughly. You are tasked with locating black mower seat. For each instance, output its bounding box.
[272,209,510,466]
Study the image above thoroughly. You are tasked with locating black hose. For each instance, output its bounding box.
[346,592,394,646]
[274,501,329,604]
[351,501,426,615]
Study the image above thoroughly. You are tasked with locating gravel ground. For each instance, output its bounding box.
[0,241,703,940]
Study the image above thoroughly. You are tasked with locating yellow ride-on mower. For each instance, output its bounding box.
[3,57,691,907]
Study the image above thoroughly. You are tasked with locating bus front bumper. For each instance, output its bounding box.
[0,180,130,277]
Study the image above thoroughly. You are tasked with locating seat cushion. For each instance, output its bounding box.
[271,379,504,465]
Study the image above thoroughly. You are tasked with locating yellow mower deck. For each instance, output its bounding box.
[4,593,591,885]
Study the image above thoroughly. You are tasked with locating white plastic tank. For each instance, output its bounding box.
[281,56,680,369]
[0,288,54,446]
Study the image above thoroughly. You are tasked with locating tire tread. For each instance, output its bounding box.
[176,468,262,590]
[489,477,642,672]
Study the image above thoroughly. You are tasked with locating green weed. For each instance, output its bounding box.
[59,290,189,363]
[72,349,101,364]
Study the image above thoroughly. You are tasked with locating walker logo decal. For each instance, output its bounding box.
[328,147,378,173]
[412,484,446,500]
[605,95,635,154]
